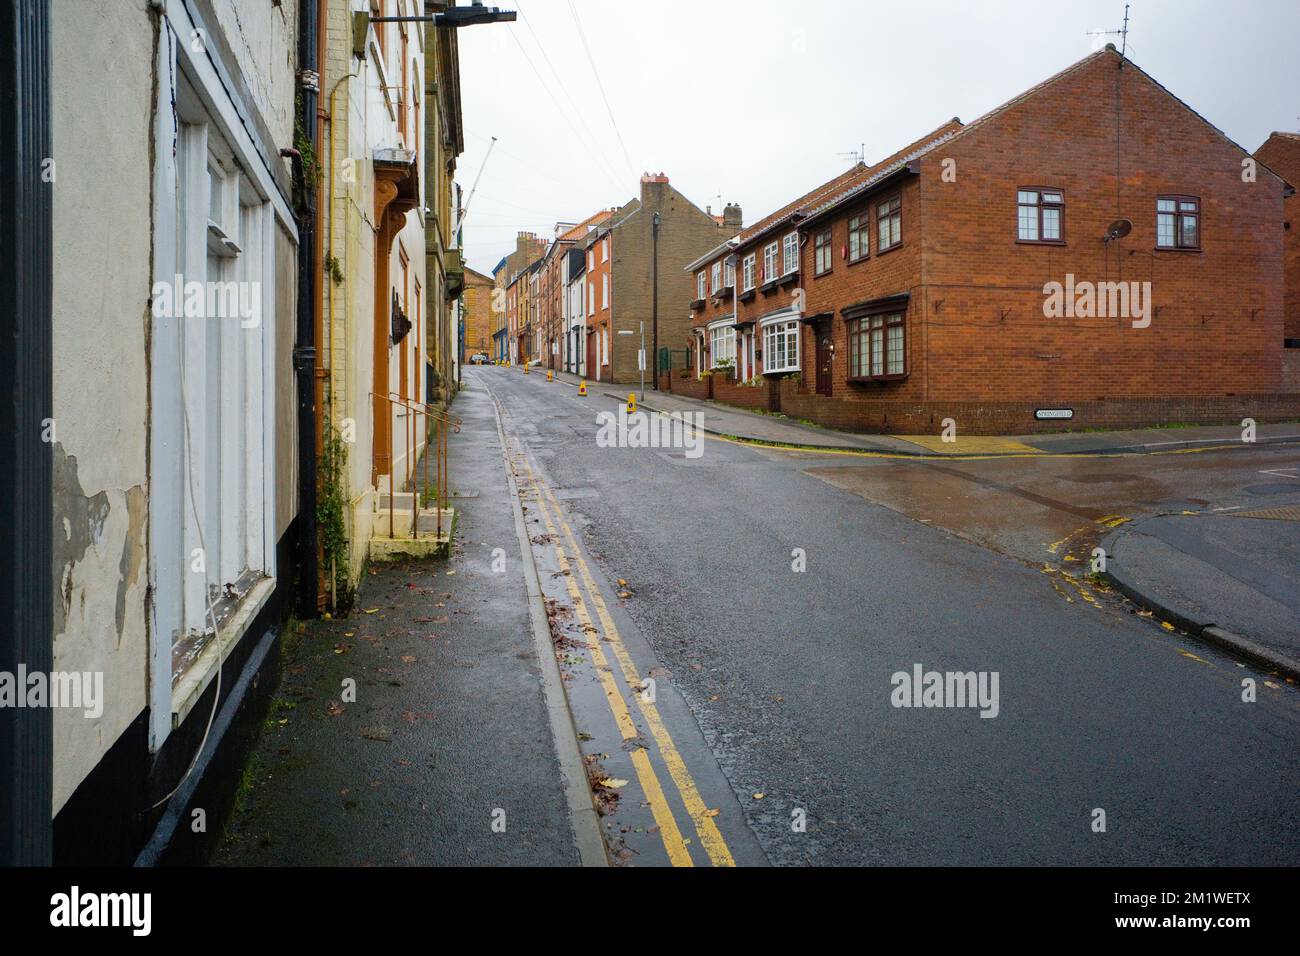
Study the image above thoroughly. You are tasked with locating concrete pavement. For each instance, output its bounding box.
[214,380,593,866]
[525,364,1300,457]
[1104,502,1300,678]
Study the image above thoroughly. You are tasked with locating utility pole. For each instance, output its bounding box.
[651,210,660,390]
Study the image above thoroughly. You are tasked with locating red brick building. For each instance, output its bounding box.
[675,47,1297,434]
[596,173,740,385]
[1254,130,1300,389]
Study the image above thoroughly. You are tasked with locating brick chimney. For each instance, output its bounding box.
[722,203,743,229]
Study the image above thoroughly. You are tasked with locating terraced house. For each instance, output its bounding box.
[595,172,741,384]
[676,46,1298,434]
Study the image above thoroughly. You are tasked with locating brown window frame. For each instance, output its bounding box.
[1016,187,1065,244]
[813,228,833,276]
[1156,194,1201,250]
[845,305,906,382]
[847,210,870,262]
[876,193,902,252]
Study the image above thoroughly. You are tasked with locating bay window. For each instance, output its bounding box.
[762,319,801,374]
[709,325,736,368]
[847,310,905,380]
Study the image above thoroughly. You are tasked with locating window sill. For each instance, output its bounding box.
[847,255,869,267]
[848,373,908,384]
[758,280,780,295]
[813,269,833,279]
[1154,246,1202,253]
[1015,239,1066,247]
[763,366,800,376]
[689,298,705,311]
[171,576,275,728]
[778,272,799,287]
[875,242,903,256]
[738,289,756,303]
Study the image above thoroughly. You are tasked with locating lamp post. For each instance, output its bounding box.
[651,211,660,390]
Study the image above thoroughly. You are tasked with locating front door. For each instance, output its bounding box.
[816,325,833,397]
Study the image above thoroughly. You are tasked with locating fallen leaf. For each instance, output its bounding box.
[704,807,720,818]
[752,792,765,800]
[401,655,417,663]
[598,777,629,789]
[363,608,380,615]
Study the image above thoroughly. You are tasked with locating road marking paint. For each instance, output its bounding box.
[531,473,737,868]
[507,438,693,867]
[892,435,1045,454]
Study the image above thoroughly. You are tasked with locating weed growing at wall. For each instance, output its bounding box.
[317,419,352,613]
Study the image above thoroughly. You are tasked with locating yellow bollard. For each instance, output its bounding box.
[578,380,587,396]
[547,370,553,382]
[626,392,636,413]
[524,363,530,375]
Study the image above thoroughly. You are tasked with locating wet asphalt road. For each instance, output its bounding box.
[474,366,1300,866]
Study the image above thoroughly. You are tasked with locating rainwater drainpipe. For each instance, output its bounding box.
[294,0,321,616]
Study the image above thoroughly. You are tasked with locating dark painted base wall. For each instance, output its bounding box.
[52,525,296,866]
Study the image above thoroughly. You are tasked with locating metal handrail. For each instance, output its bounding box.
[369,391,459,541]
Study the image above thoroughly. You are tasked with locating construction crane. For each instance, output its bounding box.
[455,134,496,238]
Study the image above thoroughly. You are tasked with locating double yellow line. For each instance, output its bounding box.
[508,436,734,867]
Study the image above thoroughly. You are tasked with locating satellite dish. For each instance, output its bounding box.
[1105,218,1132,241]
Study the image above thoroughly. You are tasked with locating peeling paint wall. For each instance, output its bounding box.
[51,0,300,816]
[50,0,154,813]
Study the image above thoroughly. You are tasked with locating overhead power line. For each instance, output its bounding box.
[514,0,628,187]
[506,25,626,193]
[566,0,636,179]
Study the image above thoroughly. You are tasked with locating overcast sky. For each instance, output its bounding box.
[455,0,1300,275]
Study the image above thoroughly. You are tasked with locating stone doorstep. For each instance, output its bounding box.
[368,506,456,560]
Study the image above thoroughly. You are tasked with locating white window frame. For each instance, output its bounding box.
[724,258,735,289]
[709,323,736,369]
[763,242,779,283]
[601,274,609,309]
[742,253,755,291]
[761,318,801,374]
[588,284,595,317]
[697,271,706,300]
[782,231,799,275]
[711,261,722,294]
[602,237,609,261]
[149,4,293,750]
